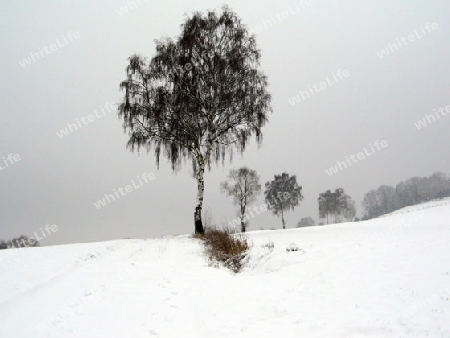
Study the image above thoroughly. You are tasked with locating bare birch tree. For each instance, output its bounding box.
[118,6,272,233]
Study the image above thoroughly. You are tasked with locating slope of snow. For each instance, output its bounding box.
[1,201,449,337]
[380,197,450,217]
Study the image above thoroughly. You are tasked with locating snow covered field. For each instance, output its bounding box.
[1,200,449,337]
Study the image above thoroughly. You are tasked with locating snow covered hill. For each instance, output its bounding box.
[1,200,449,337]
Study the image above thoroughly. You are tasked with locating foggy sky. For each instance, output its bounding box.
[1,0,449,245]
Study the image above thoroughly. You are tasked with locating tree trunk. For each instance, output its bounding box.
[240,204,246,232]
[194,157,206,234]
[281,210,285,229]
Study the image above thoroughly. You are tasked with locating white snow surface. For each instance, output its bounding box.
[1,200,450,337]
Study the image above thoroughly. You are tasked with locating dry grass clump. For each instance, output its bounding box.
[195,227,250,273]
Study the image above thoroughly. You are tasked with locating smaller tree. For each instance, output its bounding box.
[264,173,303,229]
[296,217,315,228]
[319,188,355,223]
[221,167,261,232]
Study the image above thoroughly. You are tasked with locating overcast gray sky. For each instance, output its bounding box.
[1,0,449,245]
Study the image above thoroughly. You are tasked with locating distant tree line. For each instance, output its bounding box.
[0,235,40,249]
[221,169,450,231]
[221,167,360,231]
[362,172,450,220]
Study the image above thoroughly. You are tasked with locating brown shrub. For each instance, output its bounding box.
[196,227,250,273]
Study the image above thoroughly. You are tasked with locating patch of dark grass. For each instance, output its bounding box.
[195,227,250,273]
